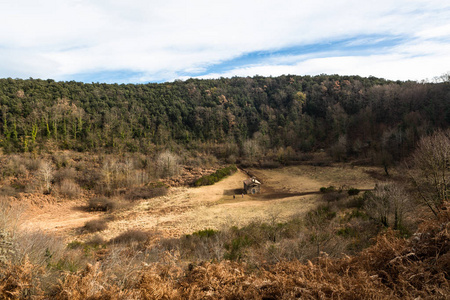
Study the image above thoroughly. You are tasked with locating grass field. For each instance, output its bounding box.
[20,164,382,241]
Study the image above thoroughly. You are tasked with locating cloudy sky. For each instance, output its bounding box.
[1,0,449,83]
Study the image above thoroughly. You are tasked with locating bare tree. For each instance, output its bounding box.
[156,150,180,178]
[39,160,54,194]
[365,182,409,229]
[304,206,335,257]
[407,129,450,216]
[101,158,118,192]
[243,139,262,163]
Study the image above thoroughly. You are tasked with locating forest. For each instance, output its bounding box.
[1,74,449,165]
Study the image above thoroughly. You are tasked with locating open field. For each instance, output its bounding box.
[19,164,382,241]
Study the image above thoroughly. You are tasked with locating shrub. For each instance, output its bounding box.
[110,229,148,244]
[124,183,168,201]
[53,167,77,185]
[193,165,237,187]
[348,188,360,196]
[322,191,346,203]
[2,155,28,177]
[52,153,71,169]
[344,196,366,209]
[192,228,219,238]
[224,236,252,260]
[320,186,336,193]
[67,241,83,249]
[78,167,102,190]
[87,197,118,212]
[59,179,81,199]
[83,219,108,233]
[15,230,65,266]
[24,158,41,172]
[85,234,106,246]
[260,160,281,169]
[336,226,358,238]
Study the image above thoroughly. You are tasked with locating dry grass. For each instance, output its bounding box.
[110,229,149,244]
[1,202,449,299]
[15,165,380,242]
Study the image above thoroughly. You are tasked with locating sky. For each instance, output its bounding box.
[0,0,449,84]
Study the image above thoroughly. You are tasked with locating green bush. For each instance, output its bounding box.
[192,228,219,238]
[224,236,252,260]
[67,240,83,249]
[194,165,237,187]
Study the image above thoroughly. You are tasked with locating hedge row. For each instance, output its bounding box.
[194,165,238,187]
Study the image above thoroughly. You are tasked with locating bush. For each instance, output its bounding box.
[124,183,168,201]
[53,167,77,185]
[192,228,219,238]
[85,234,106,246]
[87,197,118,212]
[83,219,108,233]
[67,240,83,249]
[78,167,102,190]
[193,165,237,187]
[348,188,360,196]
[110,229,148,244]
[224,236,252,260]
[344,195,366,209]
[15,230,65,266]
[320,186,336,193]
[59,179,81,199]
[322,191,346,203]
[260,160,281,169]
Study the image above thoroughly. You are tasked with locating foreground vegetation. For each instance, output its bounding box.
[0,199,448,299]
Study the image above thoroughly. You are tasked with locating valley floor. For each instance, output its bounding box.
[20,164,379,241]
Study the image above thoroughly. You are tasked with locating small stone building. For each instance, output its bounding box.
[243,177,261,194]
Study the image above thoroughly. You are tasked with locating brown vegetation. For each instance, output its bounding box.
[0,130,449,299]
[83,219,108,233]
[1,202,448,299]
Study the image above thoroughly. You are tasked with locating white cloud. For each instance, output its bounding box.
[0,0,449,82]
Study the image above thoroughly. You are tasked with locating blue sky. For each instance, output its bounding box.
[1,0,449,83]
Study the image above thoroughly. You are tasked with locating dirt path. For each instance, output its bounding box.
[20,195,102,236]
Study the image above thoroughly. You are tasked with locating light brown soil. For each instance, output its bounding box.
[19,165,381,242]
[20,193,102,237]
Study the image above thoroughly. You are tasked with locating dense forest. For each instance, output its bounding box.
[0,74,449,164]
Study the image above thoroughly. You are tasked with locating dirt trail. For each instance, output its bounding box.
[20,195,102,236]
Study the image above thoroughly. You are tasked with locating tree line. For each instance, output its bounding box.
[0,74,449,164]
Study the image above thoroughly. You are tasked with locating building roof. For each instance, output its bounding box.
[244,177,261,185]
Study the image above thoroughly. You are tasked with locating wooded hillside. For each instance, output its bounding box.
[1,75,449,163]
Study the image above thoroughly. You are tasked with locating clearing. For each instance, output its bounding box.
[20,164,381,241]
